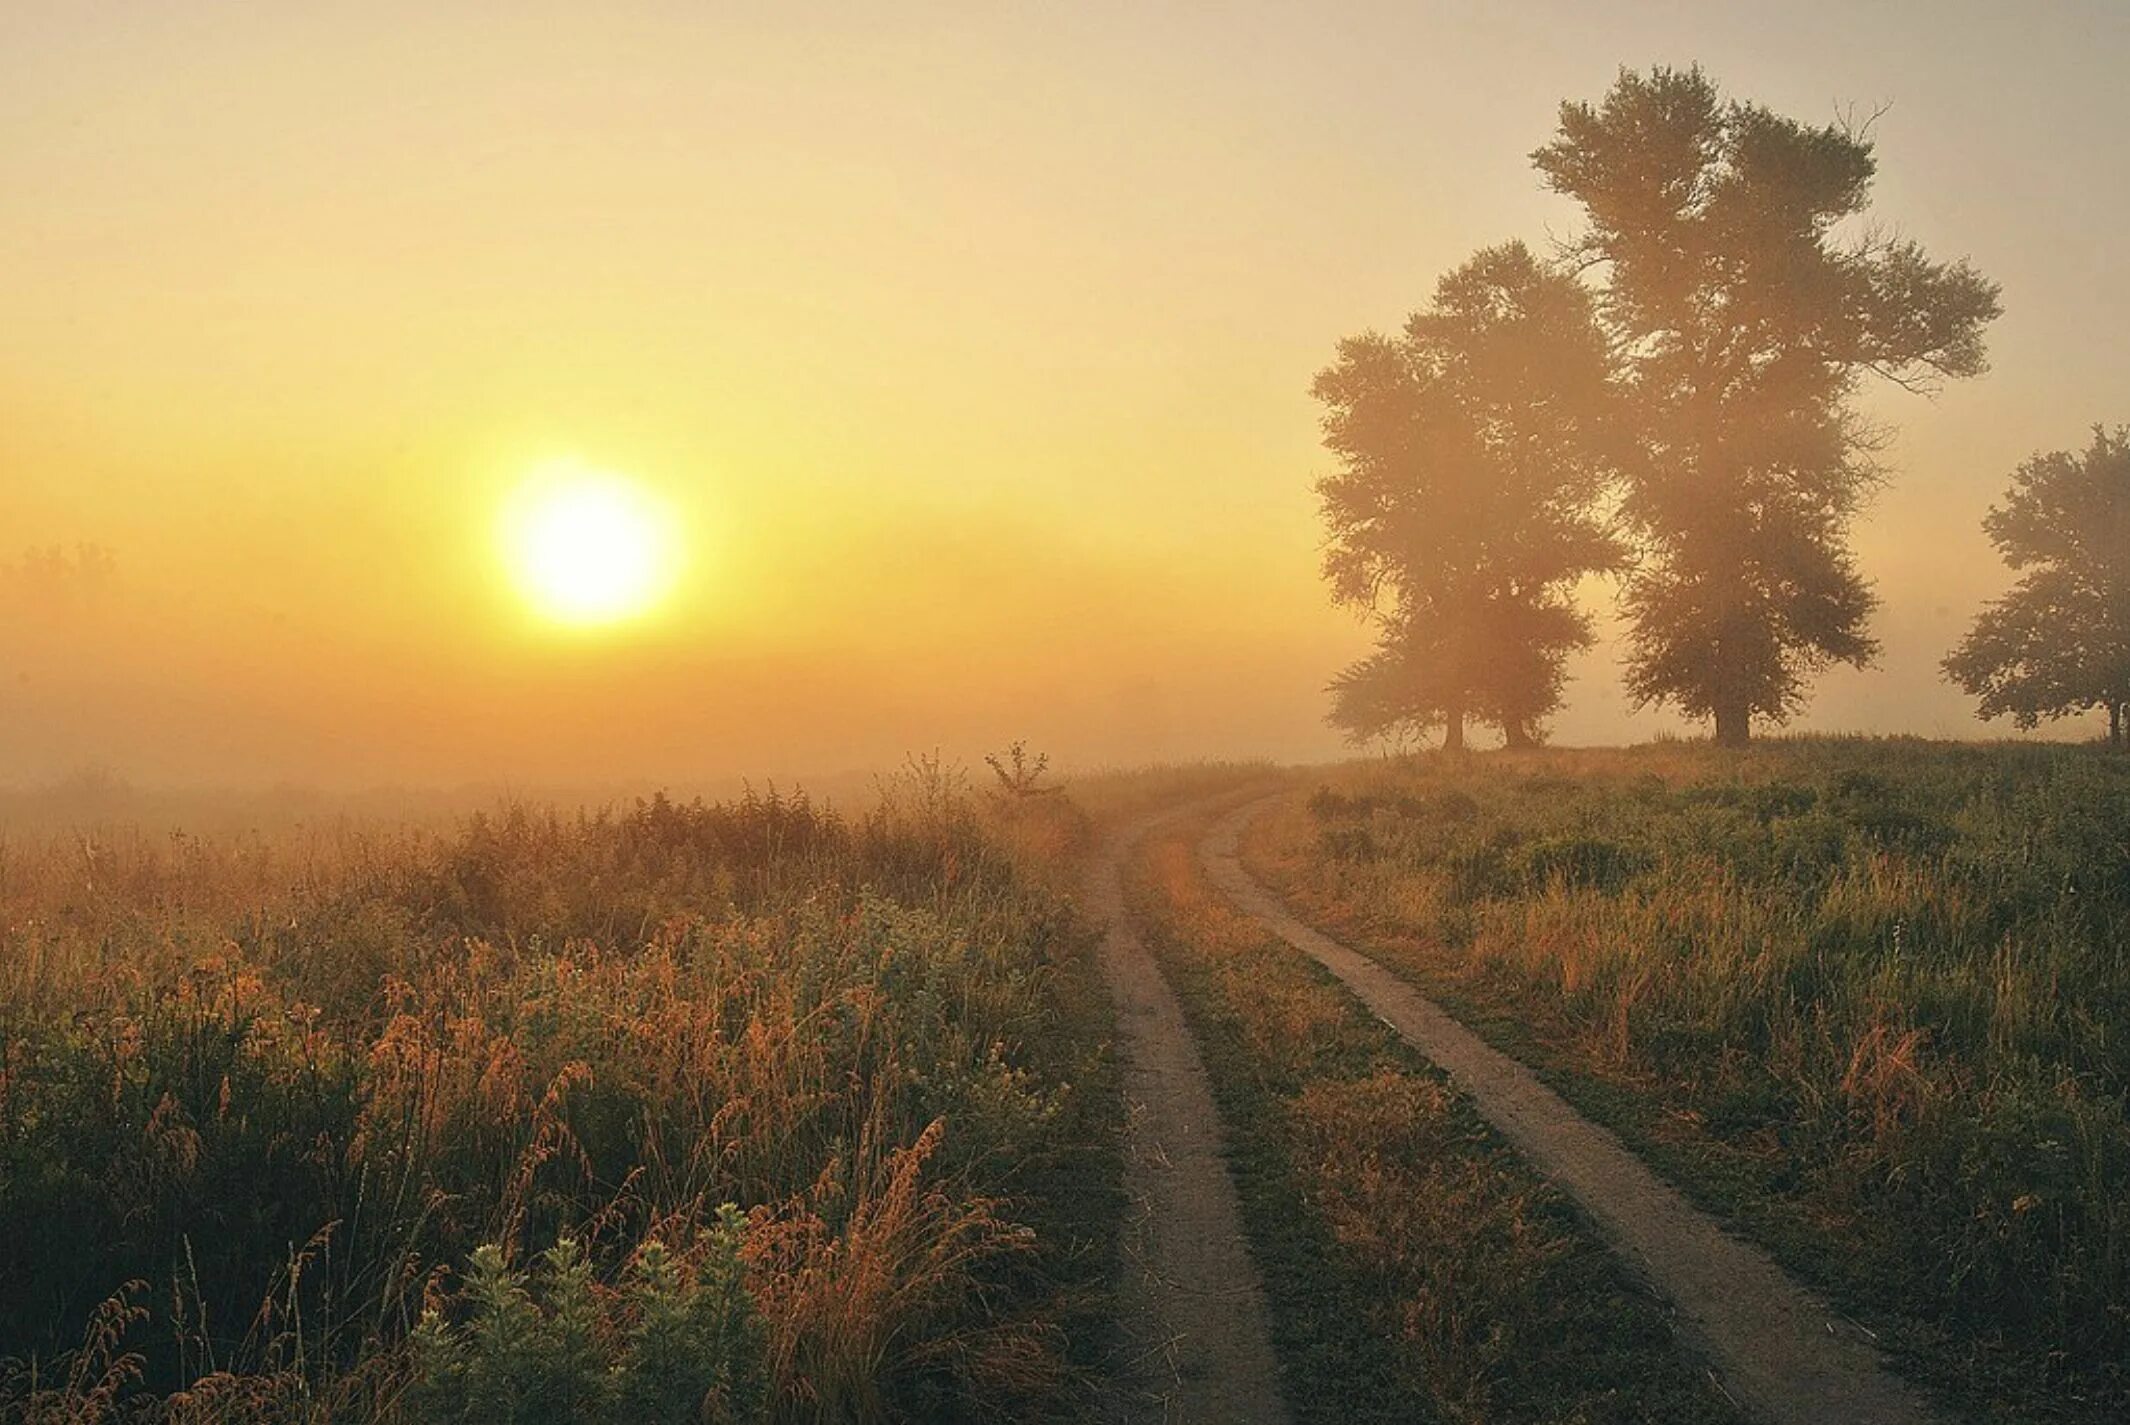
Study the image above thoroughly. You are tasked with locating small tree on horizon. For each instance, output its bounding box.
[1535,67,2001,745]
[1945,427,2130,745]
[1314,241,1621,752]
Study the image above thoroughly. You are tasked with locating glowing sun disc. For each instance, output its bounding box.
[501,463,677,626]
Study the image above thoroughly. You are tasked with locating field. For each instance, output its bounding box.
[1247,739,2130,1420]
[0,774,1116,1423]
[3,740,2126,1422]
[1121,801,1739,1424]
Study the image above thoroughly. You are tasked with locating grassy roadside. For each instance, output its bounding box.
[1120,804,1742,1425]
[1243,740,2130,1424]
[0,785,1129,1423]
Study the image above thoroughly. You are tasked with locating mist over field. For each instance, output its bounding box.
[7,1,2129,794]
[7,8,2130,1424]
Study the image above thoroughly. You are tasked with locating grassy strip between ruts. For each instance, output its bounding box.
[1241,739,2130,1425]
[1120,803,1742,1425]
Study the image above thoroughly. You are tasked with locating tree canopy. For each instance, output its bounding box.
[1945,427,2130,743]
[1314,241,1621,751]
[1534,67,2001,744]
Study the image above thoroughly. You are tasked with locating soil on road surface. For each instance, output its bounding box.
[1089,804,1290,1425]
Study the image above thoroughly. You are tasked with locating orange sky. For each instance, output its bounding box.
[4,2,2128,788]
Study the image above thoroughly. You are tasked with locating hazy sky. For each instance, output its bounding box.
[4,1,2127,788]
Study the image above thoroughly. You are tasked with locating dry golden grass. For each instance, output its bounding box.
[1252,738,2130,1418]
[1,787,1115,1423]
[1126,811,1737,1424]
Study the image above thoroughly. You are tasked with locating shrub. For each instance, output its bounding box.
[408,1218,765,1425]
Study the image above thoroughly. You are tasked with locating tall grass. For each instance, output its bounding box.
[1,783,1114,1422]
[1125,808,1737,1424]
[1252,739,2130,1418]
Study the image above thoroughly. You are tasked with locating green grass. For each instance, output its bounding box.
[1248,737,2130,1423]
[0,783,1123,1423]
[1123,807,1741,1425]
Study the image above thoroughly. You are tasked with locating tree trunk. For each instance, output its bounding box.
[1442,703,1466,753]
[2112,701,2123,748]
[1713,698,1751,748]
[1503,721,1537,750]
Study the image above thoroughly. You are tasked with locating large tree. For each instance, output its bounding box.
[1945,428,2130,745]
[1314,241,1620,751]
[1534,68,2000,745]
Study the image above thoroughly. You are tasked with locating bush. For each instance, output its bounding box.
[408,1218,765,1425]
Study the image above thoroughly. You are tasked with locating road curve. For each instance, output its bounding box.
[1201,796,1939,1425]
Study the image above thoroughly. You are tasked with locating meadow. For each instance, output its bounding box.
[6,741,2124,1423]
[1121,803,1739,1424]
[1246,739,2130,1421]
[0,772,1115,1423]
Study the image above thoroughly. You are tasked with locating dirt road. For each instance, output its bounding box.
[1089,805,1290,1425]
[1200,797,1939,1425]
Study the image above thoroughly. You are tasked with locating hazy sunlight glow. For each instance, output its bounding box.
[503,465,676,627]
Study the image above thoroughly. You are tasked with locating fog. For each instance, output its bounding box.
[5,1,2126,800]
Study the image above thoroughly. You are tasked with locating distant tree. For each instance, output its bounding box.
[1314,242,1621,752]
[2,543,117,612]
[1945,428,2130,745]
[1534,68,2001,745]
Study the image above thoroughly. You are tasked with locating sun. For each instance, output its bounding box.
[501,462,679,627]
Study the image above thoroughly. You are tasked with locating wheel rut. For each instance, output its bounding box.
[1200,796,1940,1425]
[1091,803,1289,1425]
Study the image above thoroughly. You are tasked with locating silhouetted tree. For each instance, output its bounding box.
[1945,428,2130,745]
[1315,242,1620,751]
[2,543,116,611]
[1535,68,2000,745]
